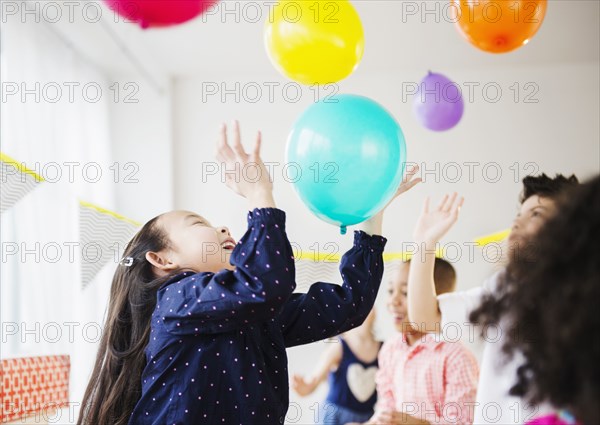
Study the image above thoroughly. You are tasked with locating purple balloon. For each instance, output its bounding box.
[413,71,464,132]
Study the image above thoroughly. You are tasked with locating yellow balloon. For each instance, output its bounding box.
[264,0,364,85]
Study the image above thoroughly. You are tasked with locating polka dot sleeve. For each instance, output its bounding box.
[159,208,296,335]
[278,230,387,347]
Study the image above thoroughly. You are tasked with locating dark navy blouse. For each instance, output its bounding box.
[128,208,386,425]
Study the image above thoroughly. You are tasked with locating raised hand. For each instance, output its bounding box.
[413,192,464,245]
[215,120,275,209]
[382,164,422,210]
[359,164,421,237]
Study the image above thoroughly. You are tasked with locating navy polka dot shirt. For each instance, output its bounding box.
[128,208,387,425]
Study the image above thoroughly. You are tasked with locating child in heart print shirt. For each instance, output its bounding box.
[292,309,382,425]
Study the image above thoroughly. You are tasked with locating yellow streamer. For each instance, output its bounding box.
[79,200,141,227]
[0,152,45,183]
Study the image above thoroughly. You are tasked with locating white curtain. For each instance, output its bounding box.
[1,16,117,423]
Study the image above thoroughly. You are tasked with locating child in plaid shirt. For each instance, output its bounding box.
[363,258,478,425]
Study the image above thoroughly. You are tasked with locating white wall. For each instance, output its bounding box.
[172,60,600,423]
[109,76,175,221]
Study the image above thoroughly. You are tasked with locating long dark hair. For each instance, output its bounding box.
[78,215,176,425]
[471,176,600,424]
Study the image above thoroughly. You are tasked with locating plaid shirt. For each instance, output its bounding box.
[376,333,479,425]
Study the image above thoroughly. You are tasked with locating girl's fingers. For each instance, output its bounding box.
[422,196,430,214]
[401,176,422,193]
[435,194,449,211]
[253,131,262,158]
[215,145,231,166]
[215,125,226,161]
[452,197,465,215]
[232,120,240,145]
[402,163,419,183]
[217,123,236,162]
[231,120,248,158]
[441,192,457,212]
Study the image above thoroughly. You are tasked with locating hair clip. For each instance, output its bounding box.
[121,257,134,267]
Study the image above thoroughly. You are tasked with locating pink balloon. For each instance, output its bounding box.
[104,0,219,29]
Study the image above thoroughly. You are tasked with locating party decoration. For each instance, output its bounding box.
[79,201,140,289]
[264,0,364,85]
[103,0,219,29]
[413,71,464,132]
[286,94,406,232]
[0,355,70,423]
[293,230,498,291]
[452,0,547,53]
[474,228,510,246]
[1,152,45,214]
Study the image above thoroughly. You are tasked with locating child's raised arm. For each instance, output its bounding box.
[408,193,463,333]
[215,120,275,210]
[278,230,386,347]
[157,122,296,335]
[359,164,422,237]
[279,167,421,347]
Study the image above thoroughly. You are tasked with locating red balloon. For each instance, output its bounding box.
[104,0,219,29]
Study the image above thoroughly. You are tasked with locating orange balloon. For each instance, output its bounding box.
[452,0,547,53]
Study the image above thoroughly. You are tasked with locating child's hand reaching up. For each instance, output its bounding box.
[412,192,464,248]
[406,193,464,333]
[383,164,423,209]
[215,120,275,210]
[359,164,422,236]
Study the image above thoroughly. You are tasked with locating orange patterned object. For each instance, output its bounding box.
[1,355,70,423]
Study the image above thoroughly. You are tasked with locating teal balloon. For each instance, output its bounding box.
[286,94,407,230]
